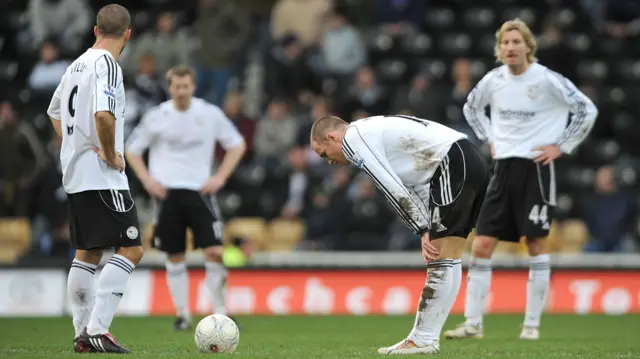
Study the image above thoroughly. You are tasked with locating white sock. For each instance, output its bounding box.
[446,259,463,312]
[524,254,551,328]
[68,259,97,338]
[166,261,190,320]
[205,261,227,315]
[464,257,492,327]
[86,255,135,336]
[408,259,455,347]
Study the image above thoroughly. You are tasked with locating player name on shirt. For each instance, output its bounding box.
[47,48,129,194]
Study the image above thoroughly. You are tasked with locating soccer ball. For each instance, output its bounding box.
[194,314,240,353]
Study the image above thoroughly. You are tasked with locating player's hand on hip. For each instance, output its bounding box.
[533,144,562,165]
[92,147,125,172]
[421,232,439,261]
[143,177,167,199]
[200,175,226,195]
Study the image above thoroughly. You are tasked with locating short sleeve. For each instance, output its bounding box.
[93,55,119,116]
[213,106,245,150]
[126,110,156,155]
[47,76,65,120]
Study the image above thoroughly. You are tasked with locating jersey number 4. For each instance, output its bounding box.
[66,85,78,135]
[528,204,549,227]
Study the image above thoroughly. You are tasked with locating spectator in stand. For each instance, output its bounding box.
[375,0,425,40]
[265,34,320,105]
[28,40,71,99]
[391,73,445,122]
[300,166,353,250]
[295,97,331,148]
[193,0,251,105]
[0,101,48,217]
[128,53,166,119]
[537,19,578,83]
[602,0,640,38]
[271,0,333,47]
[216,92,256,164]
[280,147,323,219]
[320,11,367,84]
[22,0,92,54]
[445,58,479,143]
[339,175,395,251]
[340,66,390,119]
[126,11,191,78]
[580,166,638,252]
[254,99,299,169]
[33,130,71,258]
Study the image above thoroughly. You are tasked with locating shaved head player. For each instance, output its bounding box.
[47,4,139,353]
[311,115,490,355]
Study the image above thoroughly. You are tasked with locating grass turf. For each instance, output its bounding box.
[0,315,638,358]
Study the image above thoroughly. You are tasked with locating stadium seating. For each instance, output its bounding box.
[0,218,31,263]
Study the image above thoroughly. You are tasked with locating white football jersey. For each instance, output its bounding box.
[463,63,598,159]
[125,98,245,191]
[47,48,129,193]
[342,115,466,234]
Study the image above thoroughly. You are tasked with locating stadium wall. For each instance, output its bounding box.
[1,267,639,317]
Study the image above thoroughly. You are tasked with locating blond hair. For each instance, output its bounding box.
[166,65,196,86]
[494,18,537,64]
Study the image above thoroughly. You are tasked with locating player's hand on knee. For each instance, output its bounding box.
[421,232,439,261]
[532,144,562,165]
[143,177,167,199]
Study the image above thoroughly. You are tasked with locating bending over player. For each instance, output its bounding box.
[48,4,140,353]
[444,19,598,340]
[310,115,490,355]
[126,66,246,330]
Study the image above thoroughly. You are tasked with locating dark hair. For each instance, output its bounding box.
[96,4,131,38]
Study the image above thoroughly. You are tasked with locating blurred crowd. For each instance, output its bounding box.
[0,0,639,261]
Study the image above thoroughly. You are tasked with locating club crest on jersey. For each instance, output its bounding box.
[351,153,365,169]
[103,84,116,99]
[527,84,539,99]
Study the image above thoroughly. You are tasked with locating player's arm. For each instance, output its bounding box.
[342,127,430,236]
[204,108,246,193]
[93,56,121,169]
[125,111,167,199]
[125,111,154,183]
[463,71,494,143]
[47,76,64,137]
[545,70,599,154]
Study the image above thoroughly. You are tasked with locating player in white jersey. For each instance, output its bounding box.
[125,66,246,330]
[444,19,598,341]
[46,4,140,354]
[311,115,490,355]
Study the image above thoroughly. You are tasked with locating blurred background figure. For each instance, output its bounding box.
[580,166,638,252]
[223,236,254,268]
[28,40,71,99]
[125,11,192,79]
[0,0,638,267]
[193,0,250,105]
[19,0,92,54]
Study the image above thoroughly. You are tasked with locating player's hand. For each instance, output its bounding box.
[533,144,563,165]
[489,142,495,158]
[92,147,125,172]
[143,177,167,200]
[421,232,439,262]
[201,175,226,195]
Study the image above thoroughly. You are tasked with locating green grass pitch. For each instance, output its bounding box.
[0,315,639,358]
